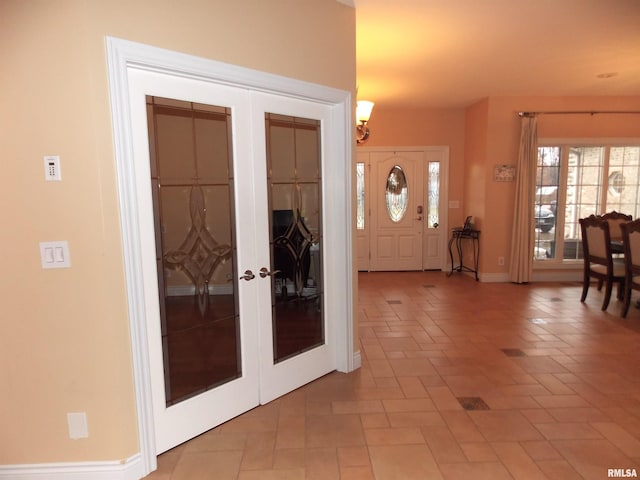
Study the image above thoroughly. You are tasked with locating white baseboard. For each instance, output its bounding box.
[0,454,144,480]
[352,350,361,370]
[479,272,510,283]
[479,271,582,283]
[532,269,582,282]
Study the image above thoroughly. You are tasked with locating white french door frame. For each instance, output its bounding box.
[106,37,354,477]
[357,146,450,272]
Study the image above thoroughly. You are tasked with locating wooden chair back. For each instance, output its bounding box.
[601,210,632,241]
[579,214,625,310]
[619,219,640,317]
[621,219,640,274]
[581,215,611,265]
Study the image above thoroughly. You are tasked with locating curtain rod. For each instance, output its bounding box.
[518,110,640,117]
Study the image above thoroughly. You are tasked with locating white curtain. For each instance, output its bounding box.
[509,115,538,283]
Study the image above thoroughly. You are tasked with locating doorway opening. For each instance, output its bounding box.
[356,147,449,272]
[106,37,353,476]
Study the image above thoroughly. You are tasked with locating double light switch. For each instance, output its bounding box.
[40,241,71,269]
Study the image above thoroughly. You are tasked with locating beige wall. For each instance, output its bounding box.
[464,99,490,233]
[0,0,355,465]
[477,96,640,277]
[358,97,640,279]
[360,106,467,228]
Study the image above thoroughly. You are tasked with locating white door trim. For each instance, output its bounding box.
[357,146,450,271]
[106,36,354,477]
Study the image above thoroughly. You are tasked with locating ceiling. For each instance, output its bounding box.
[354,0,640,109]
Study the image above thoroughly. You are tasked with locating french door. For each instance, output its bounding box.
[127,67,337,454]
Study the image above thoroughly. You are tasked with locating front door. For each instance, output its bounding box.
[357,148,447,272]
[128,68,337,454]
[370,151,425,271]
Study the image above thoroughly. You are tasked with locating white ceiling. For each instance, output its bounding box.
[355,0,640,109]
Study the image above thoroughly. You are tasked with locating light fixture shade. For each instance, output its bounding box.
[356,101,374,124]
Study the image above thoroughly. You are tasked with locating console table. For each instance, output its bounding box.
[447,228,480,281]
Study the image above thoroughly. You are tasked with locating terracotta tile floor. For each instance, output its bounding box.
[146,271,640,479]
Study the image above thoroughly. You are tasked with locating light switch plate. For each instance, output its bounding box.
[40,241,71,268]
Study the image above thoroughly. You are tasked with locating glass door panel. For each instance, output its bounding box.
[356,155,371,271]
[427,161,440,228]
[423,156,443,270]
[147,96,240,406]
[265,114,323,363]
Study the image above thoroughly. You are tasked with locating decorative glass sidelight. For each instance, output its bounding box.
[385,165,408,222]
[146,96,241,407]
[427,161,440,228]
[357,162,365,230]
[265,113,324,363]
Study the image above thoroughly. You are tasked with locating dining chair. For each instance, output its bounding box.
[595,211,631,290]
[601,210,632,241]
[579,215,625,310]
[620,219,640,317]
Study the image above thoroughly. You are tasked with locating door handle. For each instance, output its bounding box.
[416,216,423,221]
[240,269,255,281]
[259,267,281,278]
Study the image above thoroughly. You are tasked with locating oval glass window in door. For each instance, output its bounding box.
[385,165,408,222]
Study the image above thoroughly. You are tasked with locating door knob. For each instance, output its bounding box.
[240,270,255,281]
[259,267,281,278]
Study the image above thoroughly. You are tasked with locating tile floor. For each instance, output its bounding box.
[145,271,640,479]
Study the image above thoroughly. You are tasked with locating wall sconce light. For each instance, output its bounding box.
[356,100,374,145]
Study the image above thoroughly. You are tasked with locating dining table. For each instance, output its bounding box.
[611,240,624,255]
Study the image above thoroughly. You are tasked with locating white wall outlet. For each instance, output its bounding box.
[67,412,89,439]
[44,155,61,181]
[40,241,71,268]
[498,256,505,266]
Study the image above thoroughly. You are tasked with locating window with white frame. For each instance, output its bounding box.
[534,142,640,263]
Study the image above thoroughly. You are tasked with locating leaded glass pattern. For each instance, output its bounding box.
[427,161,440,228]
[146,96,241,407]
[385,165,408,222]
[265,113,324,364]
[357,162,365,230]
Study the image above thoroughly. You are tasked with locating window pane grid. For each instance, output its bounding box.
[606,146,640,218]
[534,147,560,260]
[535,144,640,263]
